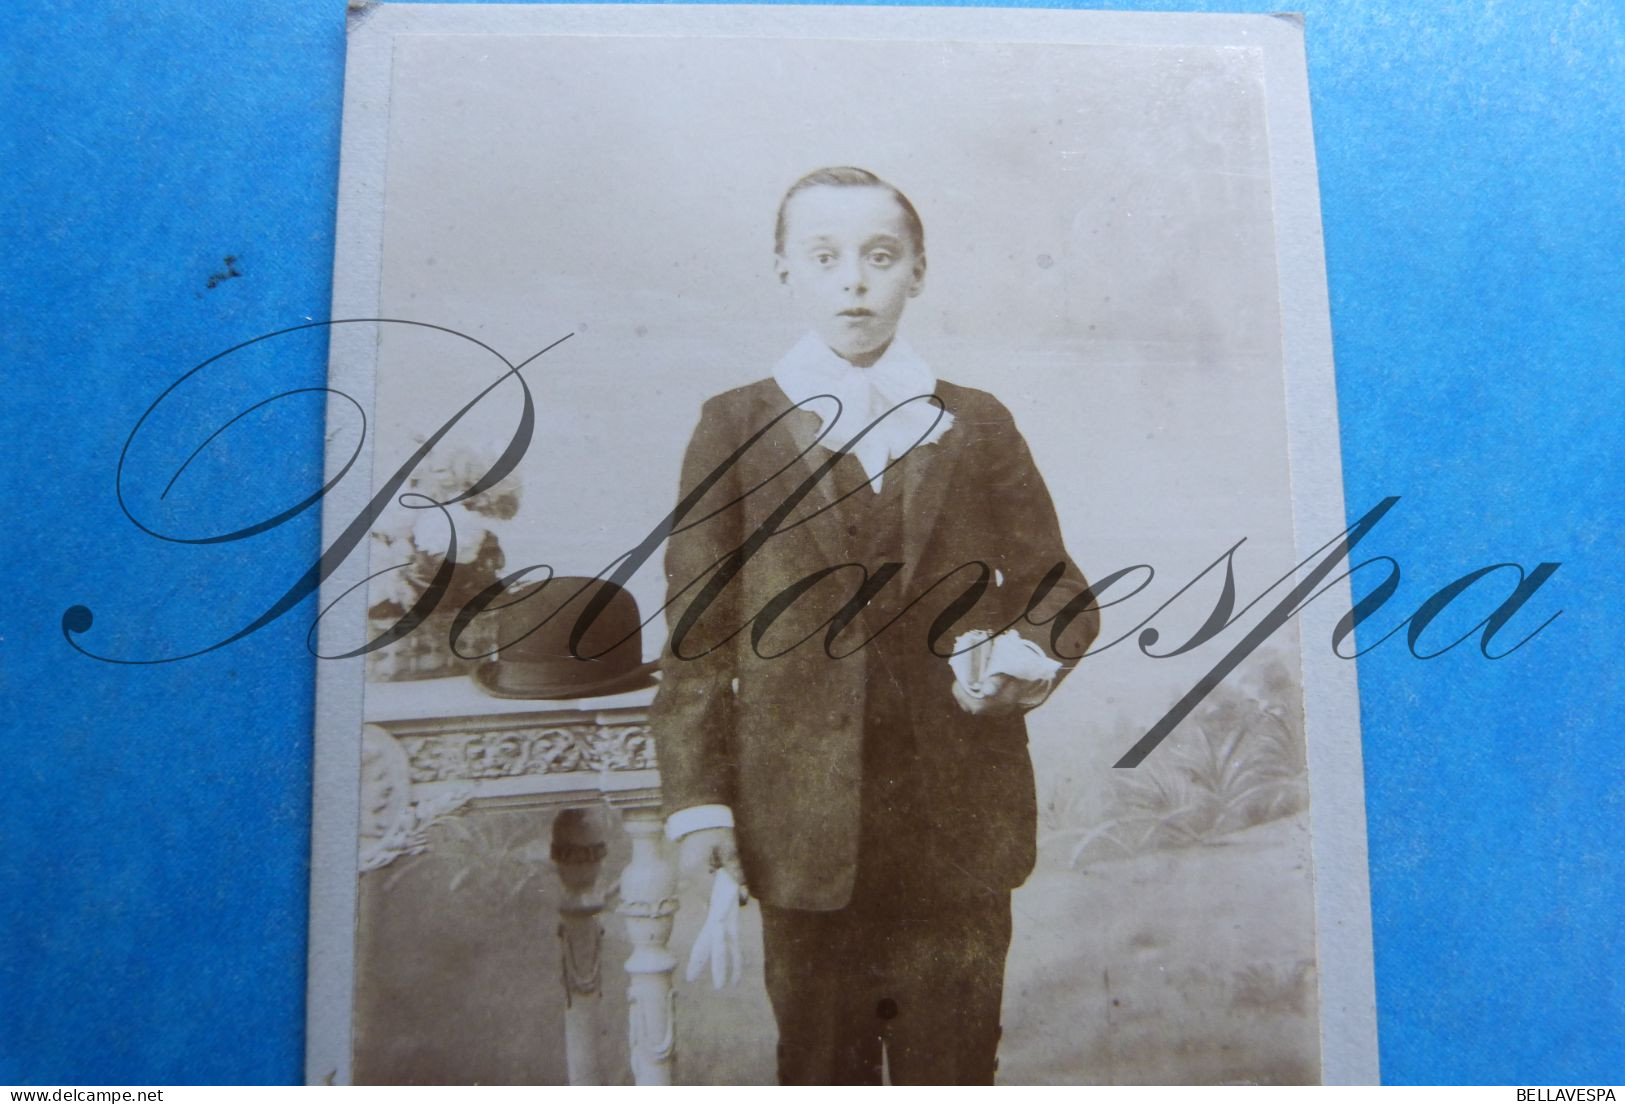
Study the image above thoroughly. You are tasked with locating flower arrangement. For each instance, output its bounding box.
[365,446,522,681]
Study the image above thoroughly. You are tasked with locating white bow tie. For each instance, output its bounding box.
[772,332,954,489]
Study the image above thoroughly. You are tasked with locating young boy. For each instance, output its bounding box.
[650,166,1098,1084]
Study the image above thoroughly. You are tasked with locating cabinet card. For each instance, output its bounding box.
[307,5,1377,1085]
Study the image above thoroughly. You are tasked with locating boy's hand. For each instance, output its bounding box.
[679,826,749,893]
[952,672,1055,717]
[949,629,1061,717]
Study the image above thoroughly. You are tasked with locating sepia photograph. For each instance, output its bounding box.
[307,5,1376,1086]
[15,0,1623,1089]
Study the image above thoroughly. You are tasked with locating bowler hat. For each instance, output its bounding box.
[472,576,660,699]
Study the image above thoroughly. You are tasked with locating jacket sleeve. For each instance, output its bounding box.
[978,395,1100,676]
[650,394,744,817]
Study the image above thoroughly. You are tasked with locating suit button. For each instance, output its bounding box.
[846,524,858,536]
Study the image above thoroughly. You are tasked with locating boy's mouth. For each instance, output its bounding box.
[838,308,875,318]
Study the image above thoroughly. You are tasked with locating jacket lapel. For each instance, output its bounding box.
[897,396,964,594]
[757,385,964,588]
[766,397,845,568]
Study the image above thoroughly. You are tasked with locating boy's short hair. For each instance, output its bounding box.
[774,166,926,258]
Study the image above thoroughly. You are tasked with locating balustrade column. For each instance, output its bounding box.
[551,807,608,1085]
[617,808,679,1085]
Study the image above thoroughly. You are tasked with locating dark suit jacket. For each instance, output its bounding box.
[651,377,1097,910]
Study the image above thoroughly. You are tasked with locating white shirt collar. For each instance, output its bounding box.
[771,332,953,489]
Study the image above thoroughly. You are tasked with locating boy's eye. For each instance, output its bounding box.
[813,252,836,266]
[867,251,895,266]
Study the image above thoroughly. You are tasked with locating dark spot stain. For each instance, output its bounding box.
[205,254,243,290]
[875,997,898,1020]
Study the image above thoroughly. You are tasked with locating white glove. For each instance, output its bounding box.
[685,869,745,990]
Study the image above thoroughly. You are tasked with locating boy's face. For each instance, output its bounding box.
[776,184,925,364]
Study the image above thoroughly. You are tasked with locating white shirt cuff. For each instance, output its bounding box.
[999,631,1064,681]
[950,629,1063,688]
[665,804,734,842]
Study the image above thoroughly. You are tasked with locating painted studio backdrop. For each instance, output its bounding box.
[348,31,1319,1084]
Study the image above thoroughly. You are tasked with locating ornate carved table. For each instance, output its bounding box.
[359,677,677,1085]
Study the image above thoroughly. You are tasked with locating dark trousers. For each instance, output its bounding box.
[758,466,1015,1083]
[760,889,1011,1085]
[757,656,1016,1086]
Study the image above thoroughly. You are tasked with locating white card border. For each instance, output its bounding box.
[306,4,1379,1084]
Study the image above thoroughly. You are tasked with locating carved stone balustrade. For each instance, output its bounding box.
[360,677,675,1085]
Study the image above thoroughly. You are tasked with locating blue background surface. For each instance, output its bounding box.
[2,0,1620,1085]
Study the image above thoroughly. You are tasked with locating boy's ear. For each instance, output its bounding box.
[908,255,927,297]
